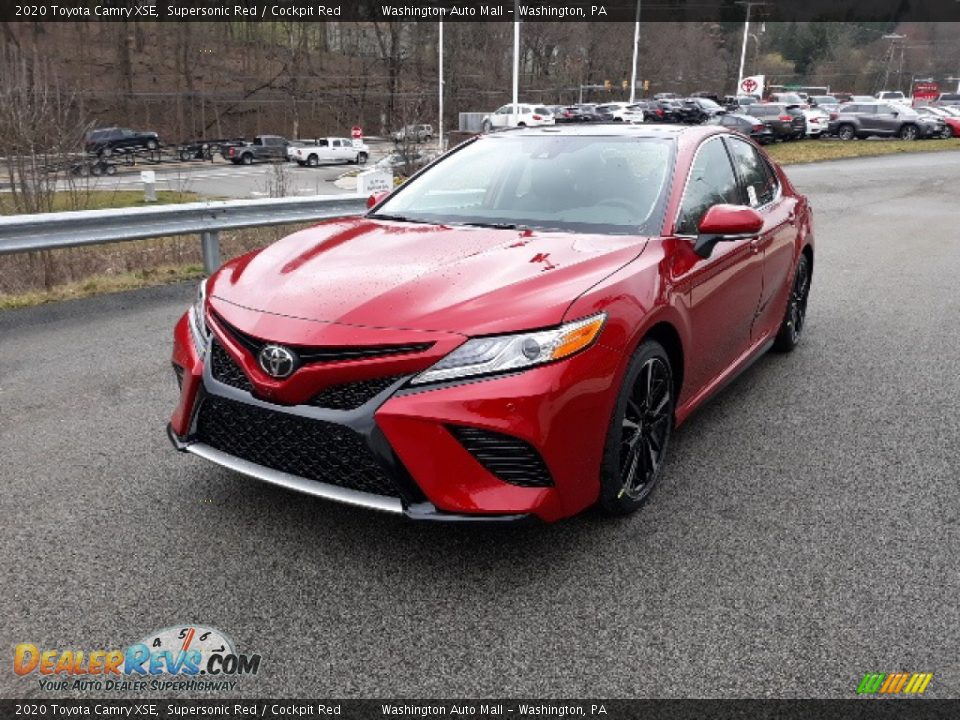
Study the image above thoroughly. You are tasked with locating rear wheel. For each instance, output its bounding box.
[241,153,253,165]
[837,124,856,141]
[146,139,159,151]
[599,340,675,516]
[307,154,319,167]
[357,152,368,165]
[773,253,811,352]
[178,149,191,162]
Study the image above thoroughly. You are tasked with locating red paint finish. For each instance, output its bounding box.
[170,126,813,521]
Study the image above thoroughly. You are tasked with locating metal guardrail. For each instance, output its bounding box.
[0,194,368,273]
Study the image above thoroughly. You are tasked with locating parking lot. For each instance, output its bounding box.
[2,151,958,698]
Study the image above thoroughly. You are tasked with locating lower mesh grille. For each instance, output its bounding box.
[195,395,398,497]
[209,341,253,392]
[310,375,406,411]
[448,425,553,488]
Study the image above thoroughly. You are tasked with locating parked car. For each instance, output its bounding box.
[288,137,369,166]
[849,95,876,103]
[707,113,774,144]
[876,90,910,106]
[679,97,725,124]
[620,102,653,124]
[724,95,760,113]
[935,93,960,107]
[392,124,434,143]
[482,104,555,132]
[915,107,960,137]
[595,103,633,121]
[221,135,290,164]
[648,100,685,123]
[551,105,603,123]
[801,108,830,137]
[747,104,807,140]
[84,127,160,156]
[828,103,942,140]
[808,95,840,111]
[767,92,806,106]
[169,124,814,522]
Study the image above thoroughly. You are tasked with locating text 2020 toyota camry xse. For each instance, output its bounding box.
[168,125,813,522]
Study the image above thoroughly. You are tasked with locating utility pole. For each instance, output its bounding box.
[629,0,641,103]
[736,1,753,93]
[880,34,906,92]
[438,21,444,152]
[512,0,520,108]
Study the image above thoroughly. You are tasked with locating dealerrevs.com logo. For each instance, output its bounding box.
[14,625,261,693]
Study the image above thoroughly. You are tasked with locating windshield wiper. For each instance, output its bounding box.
[453,221,528,230]
[367,213,430,224]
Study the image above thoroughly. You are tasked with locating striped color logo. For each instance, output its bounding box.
[857,673,933,695]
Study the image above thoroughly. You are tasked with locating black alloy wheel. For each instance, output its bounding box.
[774,253,811,352]
[600,340,674,515]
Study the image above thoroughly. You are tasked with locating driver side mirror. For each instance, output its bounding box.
[694,204,763,258]
[366,191,389,209]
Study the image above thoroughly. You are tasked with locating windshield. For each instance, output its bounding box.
[372,135,674,235]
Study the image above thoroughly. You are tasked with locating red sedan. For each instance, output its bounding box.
[168,125,814,522]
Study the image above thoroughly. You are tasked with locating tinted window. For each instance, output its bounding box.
[726,138,777,207]
[676,139,740,236]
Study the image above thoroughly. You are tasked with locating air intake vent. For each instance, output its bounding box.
[311,376,407,411]
[209,341,253,393]
[448,426,553,488]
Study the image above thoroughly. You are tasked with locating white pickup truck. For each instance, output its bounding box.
[287,137,369,166]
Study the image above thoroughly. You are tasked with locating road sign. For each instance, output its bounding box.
[351,126,363,139]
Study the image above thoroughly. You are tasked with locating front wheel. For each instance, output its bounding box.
[773,253,811,352]
[599,340,675,516]
[837,124,855,141]
[482,120,492,133]
[900,124,919,141]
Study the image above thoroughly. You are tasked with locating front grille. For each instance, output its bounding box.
[195,395,398,497]
[209,341,253,393]
[449,425,553,488]
[310,375,407,411]
[213,312,433,364]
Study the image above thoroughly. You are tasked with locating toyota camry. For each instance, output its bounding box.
[168,125,813,522]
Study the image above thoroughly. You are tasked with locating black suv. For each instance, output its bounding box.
[85,127,161,156]
[747,104,806,141]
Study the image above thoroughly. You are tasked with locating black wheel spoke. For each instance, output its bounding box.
[618,356,673,502]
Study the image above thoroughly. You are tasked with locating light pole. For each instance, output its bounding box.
[438,21,443,152]
[629,0,641,103]
[736,1,753,92]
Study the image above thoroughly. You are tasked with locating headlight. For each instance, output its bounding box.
[188,278,210,356]
[410,313,606,386]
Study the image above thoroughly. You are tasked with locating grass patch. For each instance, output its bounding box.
[767,138,960,165]
[0,264,204,310]
[0,190,200,214]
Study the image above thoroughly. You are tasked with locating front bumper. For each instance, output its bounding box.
[169,309,623,522]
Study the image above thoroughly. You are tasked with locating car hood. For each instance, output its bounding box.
[209,216,648,336]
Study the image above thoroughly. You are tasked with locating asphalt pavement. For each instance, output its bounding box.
[2,151,959,699]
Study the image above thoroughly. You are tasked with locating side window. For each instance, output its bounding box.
[496,105,511,115]
[676,139,741,236]
[726,138,778,207]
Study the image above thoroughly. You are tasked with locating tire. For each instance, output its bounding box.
[90,163,104,177]
[101,146,113,157]
[357,152,368,165]
[773,253,812,353]
[598,339,675,516]
[146,139,159,151]
[307,154,319,167]
[517,122,526,127]
[105,164,117,176]
[837,124,856,141]
[943,126,954,139]
[241,153,253,165]
[899,124,919,141]
[482,120,492,133]
[423,136,432,142]
[178,149,191,162]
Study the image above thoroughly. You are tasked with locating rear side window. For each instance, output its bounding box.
[726,138,778,207]
[676,138,740,236]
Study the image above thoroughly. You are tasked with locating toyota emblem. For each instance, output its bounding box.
[258,344,297,379]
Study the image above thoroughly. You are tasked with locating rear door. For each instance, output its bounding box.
[725,136,798,340]
[671,136,766,393]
